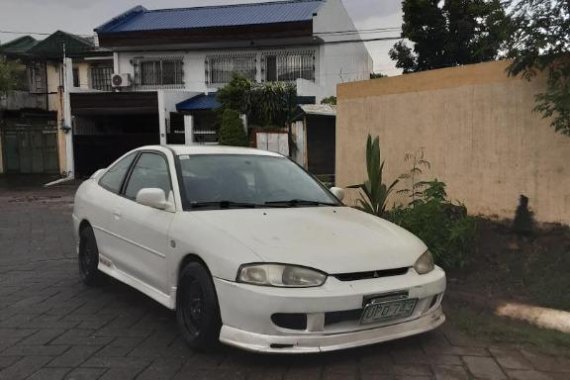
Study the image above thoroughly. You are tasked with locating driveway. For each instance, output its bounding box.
[0,181,568,380]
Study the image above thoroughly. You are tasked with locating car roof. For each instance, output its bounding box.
[142,145,283,157]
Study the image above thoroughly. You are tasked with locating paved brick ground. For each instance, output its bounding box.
[0,182,569,380]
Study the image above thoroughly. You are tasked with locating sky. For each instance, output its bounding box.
[0,0,404,75]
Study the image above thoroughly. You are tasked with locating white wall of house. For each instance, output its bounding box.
[108,0,372,102]
[313,0,373,96]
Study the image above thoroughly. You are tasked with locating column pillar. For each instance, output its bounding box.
[184,115,194,145]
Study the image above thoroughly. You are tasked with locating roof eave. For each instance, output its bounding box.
[98,20,314,48]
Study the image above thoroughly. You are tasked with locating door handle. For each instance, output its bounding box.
[113,210,122,220]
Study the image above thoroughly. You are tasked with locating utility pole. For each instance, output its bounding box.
[62,43,74,178]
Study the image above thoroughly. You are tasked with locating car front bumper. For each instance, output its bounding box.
[214,266,446,353]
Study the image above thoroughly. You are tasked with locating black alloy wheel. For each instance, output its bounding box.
[176,262,222,351]
[78,226,103,286]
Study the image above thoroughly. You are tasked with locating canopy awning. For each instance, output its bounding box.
[176,93,221,112]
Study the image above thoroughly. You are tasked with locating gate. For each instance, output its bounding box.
[2,123,59,174]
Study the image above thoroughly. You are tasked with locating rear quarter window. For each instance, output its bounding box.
[99,153,136,194]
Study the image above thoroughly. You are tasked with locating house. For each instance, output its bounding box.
[66,0,372,176]
[0,31,112,175]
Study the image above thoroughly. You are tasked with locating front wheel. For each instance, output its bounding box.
[78,225,103,286]
[176,262,222,351]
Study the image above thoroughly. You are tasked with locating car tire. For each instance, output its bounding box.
[78,225,103,286]
[176,262,222,351]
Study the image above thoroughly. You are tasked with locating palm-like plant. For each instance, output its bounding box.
[349,135,399,217]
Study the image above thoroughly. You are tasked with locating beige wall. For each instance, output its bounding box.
[337,60,570,225]
[45,63,65,174]
[46,60,92,175]
[46,63,61,112]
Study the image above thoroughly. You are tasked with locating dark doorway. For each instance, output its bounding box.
[306,115,335,185]
[70,92,160,178]
[73,114,159,177]
[167,112,185,144]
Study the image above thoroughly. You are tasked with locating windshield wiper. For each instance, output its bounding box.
[190,201,260,209]
[265,199,338,207]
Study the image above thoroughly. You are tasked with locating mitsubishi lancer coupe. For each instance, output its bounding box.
[72,145,446,353]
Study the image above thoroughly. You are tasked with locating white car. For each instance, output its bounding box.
[72,145,446,353]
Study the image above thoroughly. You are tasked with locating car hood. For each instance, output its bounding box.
[192,206,426,274]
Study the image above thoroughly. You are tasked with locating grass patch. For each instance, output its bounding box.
[446,301,570,355]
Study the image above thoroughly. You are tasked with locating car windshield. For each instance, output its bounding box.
[177,154,340,210]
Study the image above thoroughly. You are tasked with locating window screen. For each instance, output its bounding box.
[140,59,183,86]
[264,51,315,82]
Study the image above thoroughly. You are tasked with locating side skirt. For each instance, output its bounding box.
[98,256,176,310]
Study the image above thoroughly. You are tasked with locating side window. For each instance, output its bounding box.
[99,153,136,194]
[124,153,172,200]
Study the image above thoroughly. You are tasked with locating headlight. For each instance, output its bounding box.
[237,264,327,287]
[414,250,434,274]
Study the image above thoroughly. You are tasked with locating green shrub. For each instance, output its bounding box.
[216,75,297,127]
[218,109,248,147]
[348,135,399,217]
[248,81,297,127]
[389,180,477,269]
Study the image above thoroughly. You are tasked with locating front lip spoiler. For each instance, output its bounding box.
[219,306,445,353]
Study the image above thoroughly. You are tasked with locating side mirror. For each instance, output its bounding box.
[330,187,345,201]
[136,188,168,210]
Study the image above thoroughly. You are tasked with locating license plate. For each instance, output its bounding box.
[360,298,417,324]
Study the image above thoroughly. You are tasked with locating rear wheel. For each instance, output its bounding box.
[78,225,103,286]
[176,262,222,351]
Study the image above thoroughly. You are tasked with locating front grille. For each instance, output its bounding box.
[333,267,409,281]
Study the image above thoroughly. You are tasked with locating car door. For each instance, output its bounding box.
[109,151,175,294]
[92,152,138,263]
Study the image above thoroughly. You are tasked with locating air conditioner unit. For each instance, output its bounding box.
[111,73,132,88]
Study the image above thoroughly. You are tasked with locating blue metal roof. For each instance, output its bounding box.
[96,1,324,34]
[176,93,221,112]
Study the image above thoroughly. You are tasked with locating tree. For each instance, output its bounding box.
[216,73,252,114]
[506,0,570,135]
[0,58,20,98]
[248,81,297,127]
[390,0,511,73]
[370,72,387,79]
[320,96,337,105]
[217,75,297,127]
[218,109,248,147]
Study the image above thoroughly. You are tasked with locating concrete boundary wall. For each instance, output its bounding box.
[336,60,570,224]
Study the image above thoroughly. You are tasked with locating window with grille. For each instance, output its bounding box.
[91,66,113,91]
[263,51,315,82]
[206,55,256,84]
[139,59,184,86]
